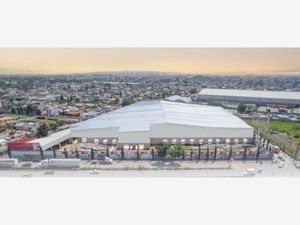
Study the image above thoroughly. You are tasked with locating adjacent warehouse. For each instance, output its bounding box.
[198,88,300,106]
[29,100,254,152]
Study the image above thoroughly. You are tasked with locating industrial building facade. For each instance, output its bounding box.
[198,88,300,106]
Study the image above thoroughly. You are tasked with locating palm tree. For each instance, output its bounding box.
[243,146,247,161]
[40,147,44,160]
[206,145,209,160]
[90,148,94,160]
[75,146,79,159]
[52,148,56,158]
[256,146,260,161]
[228,145,232,160]
[121,147,124,160]
[214,145,217,160]
[64,148,68,158]
[136,148,140,160]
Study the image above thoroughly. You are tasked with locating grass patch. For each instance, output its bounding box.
[269,121,300,143]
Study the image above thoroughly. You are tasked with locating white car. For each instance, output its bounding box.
[278,162,284,168]
[243,168,256,176]
[22,173,32,177]
[89,169,99,175]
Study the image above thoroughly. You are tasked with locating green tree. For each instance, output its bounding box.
[156,143,170,159]
[190,88,197,94]
[168,144,186,158]
[37,123,48,137]
[237,104,247,114]
[122,98,135,106]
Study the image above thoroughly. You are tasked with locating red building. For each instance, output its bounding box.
[7,137,35,151]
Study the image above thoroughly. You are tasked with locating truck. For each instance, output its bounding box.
[0,158,18,168]
[38,159,80,169]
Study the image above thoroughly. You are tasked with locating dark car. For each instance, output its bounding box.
[278,155,285,161]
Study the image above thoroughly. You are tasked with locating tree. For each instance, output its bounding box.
[122,98,135,106]
[156,143,170,159]
[37,123,48,137]
[237,104,247,114]
[168,144,186,158]
[190,88,197,94]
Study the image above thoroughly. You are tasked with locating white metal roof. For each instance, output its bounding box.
[72,100,251,132]
[199,88,300,100]
[165,95,192,103]
[28,129,71,150]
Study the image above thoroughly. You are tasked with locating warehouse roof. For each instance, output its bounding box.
[199,88,300,100]
[165,95,192,103]
[28,129,71,150]
[72,100,251,132]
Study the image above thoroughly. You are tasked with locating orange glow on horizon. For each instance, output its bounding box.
[0,48,299,75]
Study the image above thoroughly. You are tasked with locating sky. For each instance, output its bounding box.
[0,48,299,75]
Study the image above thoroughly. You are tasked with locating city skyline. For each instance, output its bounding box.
[0,48,300,75]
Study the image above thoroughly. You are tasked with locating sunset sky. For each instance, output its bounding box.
[0,48,299,75]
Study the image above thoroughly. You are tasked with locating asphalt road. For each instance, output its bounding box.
[0,154,299,177]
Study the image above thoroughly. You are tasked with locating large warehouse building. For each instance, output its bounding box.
[198,88,300,106]
[28,100,254,151]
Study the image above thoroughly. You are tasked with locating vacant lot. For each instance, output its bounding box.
[269,121,300,144]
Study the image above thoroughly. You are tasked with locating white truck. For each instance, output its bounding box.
[0,158,18,168]
[39,159,80,169]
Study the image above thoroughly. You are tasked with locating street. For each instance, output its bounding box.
[0,154,299,177]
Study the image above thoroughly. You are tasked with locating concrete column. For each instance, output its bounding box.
[198,144,201,160]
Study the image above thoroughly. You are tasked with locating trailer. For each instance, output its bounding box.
[39,159,80,169]
[0,158,18,168]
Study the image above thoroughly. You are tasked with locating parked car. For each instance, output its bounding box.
[44,170,55,175]
[89,169,99,175]
[243,168,256,176]
[22,172,32,177]
[278,162,284,168]
[278,155,285,161]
